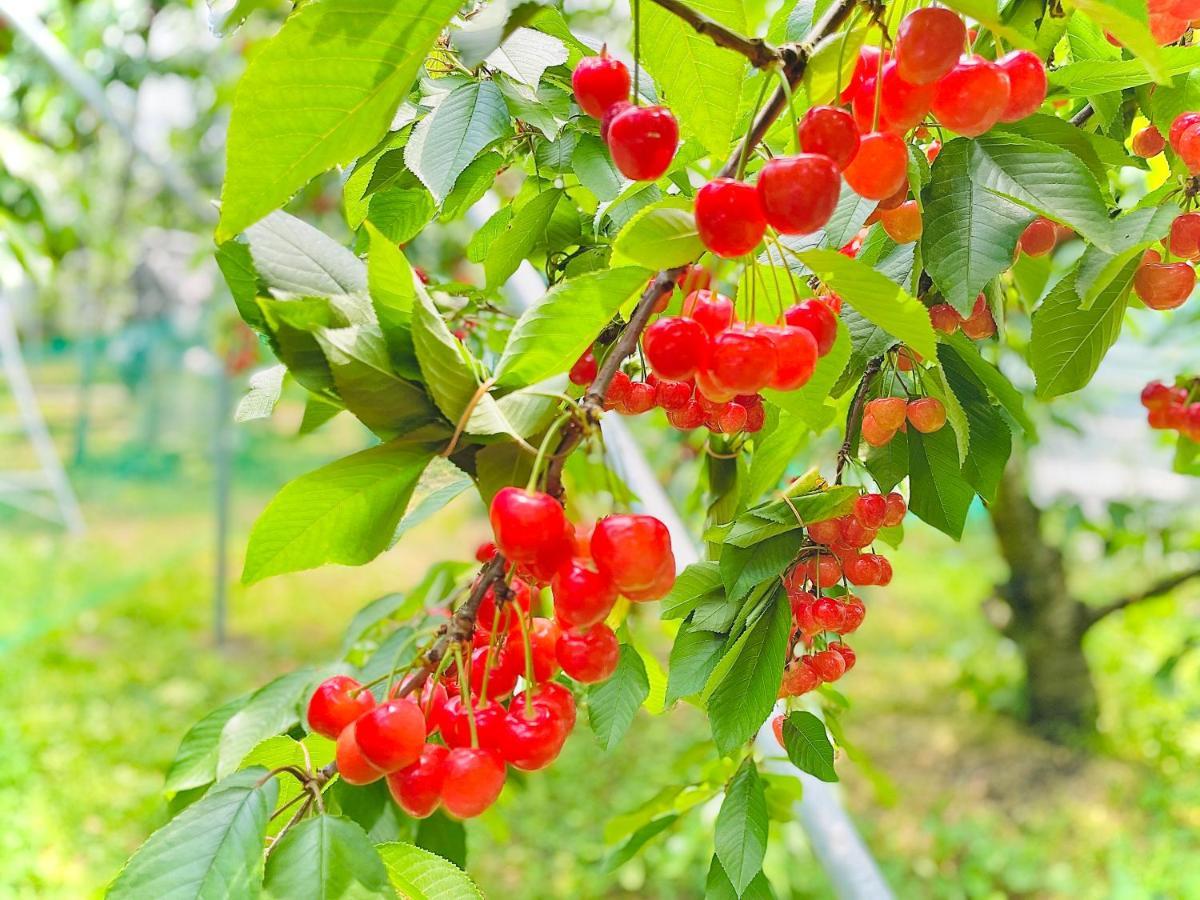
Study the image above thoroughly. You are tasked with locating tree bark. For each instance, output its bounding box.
[988,457,1099,740]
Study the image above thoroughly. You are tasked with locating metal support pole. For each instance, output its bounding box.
[213,368,234,646]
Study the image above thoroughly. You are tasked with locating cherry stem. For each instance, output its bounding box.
[514,608,537,718]
[775,65,800,155]
[633,0,642,104]
[452,644,479,748]
[527,410,576,492]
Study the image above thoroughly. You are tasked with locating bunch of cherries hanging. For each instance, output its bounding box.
[305,487,675,820]
[1142,377,1200,441]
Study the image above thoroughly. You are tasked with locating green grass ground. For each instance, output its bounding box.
[3,359,1199,897]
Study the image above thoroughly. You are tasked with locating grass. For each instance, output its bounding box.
[4,360,1200,897]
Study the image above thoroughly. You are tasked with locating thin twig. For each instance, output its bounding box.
[836,356,884,482]
[1070,103,1094,127]
[1085,564,1200,627]
[646,0,783,68]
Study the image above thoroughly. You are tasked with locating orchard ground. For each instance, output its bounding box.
[2,354,1198,899]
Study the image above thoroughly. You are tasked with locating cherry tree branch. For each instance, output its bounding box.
[645,0,782,68]
[836,355,883,482]
[1084,564,1200,627]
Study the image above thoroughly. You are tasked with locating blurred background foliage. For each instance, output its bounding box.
[2,0,1200,898]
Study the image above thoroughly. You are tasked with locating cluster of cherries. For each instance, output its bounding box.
[929,293,997,340]
[572,50,679,182]
[1142,377,1200,440]
[777,491,907,698]
[861,393,946,447]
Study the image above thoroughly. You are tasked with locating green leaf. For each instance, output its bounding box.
[241,734,336,835]
[235,365,287,423]
[705,855,777,900]
[243,442,435,583]
[941,0,1033,49]
[720,530,804,602]
[217,240,265,331]
[484,188,563,288]
[486,27,568,86]
[1049,46,1200,96]
[907,427,975,539]
[217,669,317,777]
[612,198,704,269]
[245,211,366,296]
[865,428,909,495]
[605,815,679,872]
[217,0,461,240]
[821,181,877,250]
[1030,263,1135,400]
[661,560,725,620]
[404,80,512,204]
[412,287,482,423]
[442,151,504,220]
[942,334,1036,437]
[366,186,435,245]
[493,266,650,389]
[588,645,651,751]
[108,769,277,899]
[1077,204,1181,309]
[641,0,747,156]
[572,134,627,202]
[164,695,251,797]
[781,711,837,782]
[376,842,483,900]
[715,758,769,895]
[1061,0,1168,84]
[804,25,869,105]
[708,595,790,756]
[263,815,390,899]
[798,249,938,359]
[665,618,728,706]
[364,223,420,380]
[924,363,970,465]
[414,813,467,870]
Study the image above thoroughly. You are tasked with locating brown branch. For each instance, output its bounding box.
[1084,564,1200,627]
[645,0,782,69]
[836,355,884,482]
[1070,103,1094,127]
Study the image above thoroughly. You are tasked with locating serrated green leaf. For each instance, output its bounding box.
[235,365,287,423]
[804,26,869,105]
[263,815,391,899]
[715,758,768,895]
[376,842,483,900]
[217,669,318,777]
[865,428,909,494]
[942,334,1036,438]
[572,134,627,202]
[612,198,704,269]
[719,530,804,602]
[442,151,504,220]
[1059,0,1173,85]
[412,287,482,423]
[405,81,512,204]
[364,223,421,381]
[164,695,252,797]
[484,188,563,288]
[605,815,679,872]
[924,363,970,465]
[485,27,567,87]
[708,595,790,756]
[245,211,366,296]
[705,855,777,900]
[821,181,876,250]
[666,618,728,706]
[217,240,265,330]
[241,734,336,835]
[588,645,650,751]
[907,427,975,539]
[661,561,724,620]
[781,711,837,782]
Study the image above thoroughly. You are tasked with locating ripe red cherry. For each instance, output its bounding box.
[772,714,787,748]
[415,679,448,735]
[682,289,736,336]
[307,675,376,740]
[470,644,519,700]
[756,154,841,235]
[693,367,739,403]
[569,349,597,385]
[354,698,425,773]
[807,517,841,545]
[643,316,709,380]
[437,696,508,749]
[812,596,845,632]
[678,264,712,294]
[622,381,656,415]
[474,541,497,563]
[518,681,578,729]
[1170,212,1200,260]
[336,723,385,786]
[695,178,768,258]
[895,8,966,85]
[709,329,779,394]
[552,559,617,629]
[476,577,532,636]
[853,494,887,530]
[907,396,947,433]
[1178,122,1200,174]
[1020,217,1057,256]
[798,105,860,169]
[829,642,858,671]
[591,514,674,594]
[874,558,893,587]
[961,296,997,340]
[526,617,563,682]
[930,303,963,334]
[599,99,633,142]
[843,131,910,200]
[841,596,867,632]
[854,61,935,134]
[762,325,818,391]
[572,52,631,118]
[784,298,839,356]
[607,105,679,181]
[387,743,448,818]
[883,491,907,526]
[806,552,843,588]
[867,396,907,431]
[810,648,847,682]
[655,378,693,410]
[780,660,822,696]
[667,399,707,430]
[996,50,1047,122]
[879,200,922,243]
[440,747,506,819]
[489,487,566,564]
[841,45,885,104]
[845,552,882,586]
[839,516,877,549]
[932,55,1011,137]
[499,703,568,771]
[715,401,749,434]
[556,623,621,683]
[1132,125,1166,158]
[1134,254,1196,310]
[1149,11,1188,43]
[1169,112,1200,151]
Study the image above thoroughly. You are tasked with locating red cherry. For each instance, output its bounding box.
[599,99,633,142]
[499,703,568,771]
[840,596,867,632]
[844,552,882,586]
[552,559,617,629]
[1132,125,1166,158]
[1168,0,1200,16]
[996,50,1047,122]
[643,316,709,380]
[667,399,707,429]
[307,675,376,740]
[354,699,426,773]
[556,623,621,683]
[1141,381,1173,409]
[606,105,679,181]
[715,401,749,434]
[517,681,578,729]
[1169,112,1200,151]
[784,298,839,356]
[695,178,768,258]
[474,541,497,563]
[841,46,885,104]
[930,303,964,334]
[416,680,448,735]
[470,644,519,700]
[336,723,385,786]
[879,200,922,243]
[655,378,694,410]
[476,577,532,635]
[570,349,597,385]
[895,8,966,85]
[623,381,657,415]
[883,492,907,526]
[677,264,712,294]
[828,642,858,671]
[708,329,779,394]
[489,488,567,564]
[1149,10,1189,43]
[907,397,947,433]
[591,514,674,594]
[762,325,818,391]
[932,55,1011,137]
[874,558,893,587]
[1019,217,1057,257]
[854,61,935,134]
[572,52,631,118]
[387,743,448,818]
[604,370,632,411]
[853,494,887,529]
[839,516,877,549]
[1134,257,1196,310]
[810,649,847,682]
[867,396,907,431]
[693,367,739,403]
[682,289,736,336]
[772,714,786,748]
[436,696,504,749]
[807,518,842,545]
[780,660,822,696]
[440,747,506,819]
[798,105,861,169]
[812,596,845,632]
[843,131,910,200]
[743,395,767,432]
[807,552,843,589]
[1178,122,1200,174]
[756,154,842,235]
[961,297,997,340]
[1170,212,1200,260]
[527,617,563,682]
[860,411,895,447]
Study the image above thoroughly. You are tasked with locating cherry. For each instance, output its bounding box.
[807,518,842,546]
[1168,0,1200,16]
[907,397,947,433]
[1132,125,1166,158]
[744,396,766,432]
[961,295,997,339]
[604,370,632,411]
[879,200,923,243]
[556,623,621,683]
[1141,380,1175,409]
[1170,213,1200,260]
[840,596,867,633]
[860,411,893,447]
[415,679,449,735]
[643,316,709,380]
[1178,122,1200,174]
[780,659,823,697]
[810,648,847,682]
[693,367,739,403]
[489,487,567,565]
[354,698,425,773]
[526,617,563,682]
[678,264,712,294]
[667,399,707,430]
[1134,252,1196,310]
[812,596,845,632]
[854,61,936,134]
[883,491,907,526]
[623,381,657,415]
[925,138,942,163]
[843,131,910,200]
[757,154,841,235]
[709,329,779,394]
[307,675,376,740]
[930,303,964,334]
[476,577,532,636]
[798,105,861,169]
[841,46,885,104]
[474,541,497,563]
[867,396,907,431]
[572,51,631,118]
[695,178,768,258]
[591,514,674,594]
[996,50,1047,122]
[336,723,385,786]
[1019,217,1057,257]
[682,289,736,336]
[552,559,617,629]
[523,682,578,727]
[606,105,679,181]
[895,8,966,85]
[932,55,1011,137]
[440,747,506,819]
[599,99,633,142]
[828,642,858,671]
[784,298,839,356]
[806,553,843,589]
[715,401,748,434]
[387,743,448,818]
[499,702,568,771]
[570,349,597,385]
[772,713,787,748]
[762,325,818,391]
[622,556,677,601]
[853,494,887,530]
[874,558,893,587]
[655,378,693,410]
[839,516,877,549]
[845,552,882,586]
[1169,112,1200,151]
[1149,11,1189,44]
